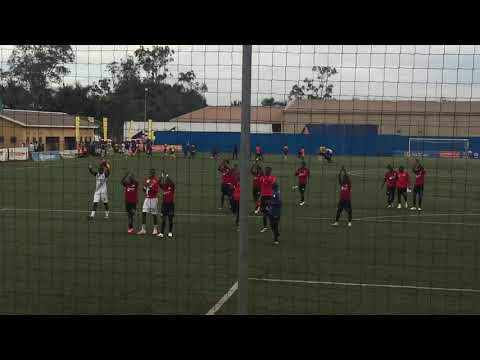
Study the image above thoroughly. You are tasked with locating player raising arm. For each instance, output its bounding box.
[396,166,411,209]
[259,166,277,233]
[138,168,160,235]
[332,166,352,227]
[381,164,398,208]
[157,172,176,238]
[121,172,139,233]
[88,163,110,220]
[411,159,426,211]
[293,161,310,206]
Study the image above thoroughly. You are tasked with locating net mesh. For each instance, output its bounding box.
[1,45,480,314]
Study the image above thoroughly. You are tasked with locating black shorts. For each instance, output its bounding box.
[298,184,306,192]
[398,187,407,195]
[338,199,352,210]
[221,183,232,196]
[161,202,175,217]
[414,185,424,194]
[386,186,396,195]
[260,196,272,212]
[125,202,137,213]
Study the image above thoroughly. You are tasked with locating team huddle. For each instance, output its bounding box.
[85,154,426,243]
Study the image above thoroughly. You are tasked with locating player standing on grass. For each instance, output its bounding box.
[121,172,139,233]
[282,144,289,160]
[251,163,263,214]
[396,165,411,209]
[298,146,306,160]
[259,166,277,233]
[88,163,110,220]
[332,166,352,227]
[231,177,241,230]
[138,168,160,235]
[293,161,310,206]
[255,144,263,161]
[411,159,426,211]
[218,160,232,210]
[157,172,175,238]
[266,182,282,245]
[382,164,398,208]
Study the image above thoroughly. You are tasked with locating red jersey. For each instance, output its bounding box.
[160,182,175,204]
[260,175,276,197]
[221,169,231,184]
[233,182,241,201]
[384,170,398,188]
[255,146,262,155]
[295,167,310,185]
[414,167,426,186]
[144,176,160,198]
[124,181,139,204]
[340,182,352,200]
[396,171,410,189]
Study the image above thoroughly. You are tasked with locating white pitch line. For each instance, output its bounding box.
[356,213,480,221]
[206,281,238,315]
[248,277,480,294]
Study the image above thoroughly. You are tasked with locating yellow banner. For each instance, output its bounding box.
[148,119,153,140]
[75,116,80,143]
[128,120,133,140]
[103,117,108,141]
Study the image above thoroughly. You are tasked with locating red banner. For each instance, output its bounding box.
[439,151,461,158]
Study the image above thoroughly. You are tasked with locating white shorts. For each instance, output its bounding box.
[93,190,108,203]
[142,198,158,215]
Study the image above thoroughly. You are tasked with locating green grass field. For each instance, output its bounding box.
[1,152,480,314]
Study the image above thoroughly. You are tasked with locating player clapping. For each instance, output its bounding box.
[382,164,398,208]
[396,166,411,209]
[88,162,110,220]
[121,172,139,233]
[293,161,310,206]
[331,166,352,227]
[411,159,426,211]
[158,172,175,238]
[138,169,160,235]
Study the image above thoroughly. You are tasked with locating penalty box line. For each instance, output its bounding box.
[1,208,480,226]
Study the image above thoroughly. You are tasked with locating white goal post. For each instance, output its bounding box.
[408,138,470,158]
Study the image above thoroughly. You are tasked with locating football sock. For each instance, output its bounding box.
[90,211,95,217]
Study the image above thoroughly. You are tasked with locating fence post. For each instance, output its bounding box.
[238,45,252,315]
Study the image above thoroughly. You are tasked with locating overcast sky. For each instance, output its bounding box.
[2,45,480,105]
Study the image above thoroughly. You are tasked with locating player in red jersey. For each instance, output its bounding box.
[282,144,289,160]
[293,161,310,206]
[255,144,263,161]
[381,164,398,208]
[218,160,232,210]
[157,173,175,238]
[411,159,426,211]
[259,166,277,233]
[251,163,263,214]
[231,178,241,230]
[396,165,411,209]
[138,168,160,235]
[121,172,139,233]
[332,166,352,227]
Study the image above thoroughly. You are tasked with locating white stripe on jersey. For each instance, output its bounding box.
[96,173,108,192]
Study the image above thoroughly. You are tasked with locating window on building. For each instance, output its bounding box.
[33,137,36,142]
[272,123,282,133]
[39,137,42,143]
[0,136,4,144]
[26,136,30,143]
[11,136,17,144]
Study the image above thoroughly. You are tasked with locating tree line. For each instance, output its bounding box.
[0,45,338,140]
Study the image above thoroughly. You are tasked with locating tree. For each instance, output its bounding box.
[288,66,338,100]
[4,45,75,109]
[261,97,287,107]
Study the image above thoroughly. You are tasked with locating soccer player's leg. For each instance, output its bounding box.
[397,188,403,208]
[299,184,306,205]
[126,203,136,233]
[101,192,109,219]
[220,184,228,210]
[89,191,101,219]
[151,201,159,235]
[138,199,150,235]
[417,185,424,210]
[332,200,344,226]
[167,203,175,236]
[346,200,352,226]
[260,196,270,232]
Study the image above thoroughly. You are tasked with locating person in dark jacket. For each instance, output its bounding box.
[266,182,282,245]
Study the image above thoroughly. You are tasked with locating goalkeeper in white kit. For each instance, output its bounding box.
[88,162,110,220]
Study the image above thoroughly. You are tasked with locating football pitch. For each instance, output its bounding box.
[1,153,480,314]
